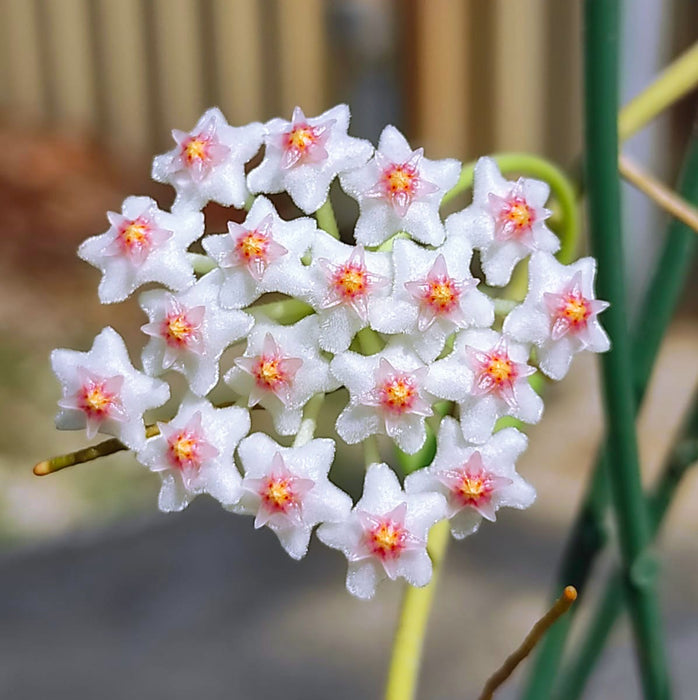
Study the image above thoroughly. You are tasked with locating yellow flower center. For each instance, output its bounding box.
[256,359,282,388]
[237,232,267,260]
[171,433,197,465]
[84,387,111,413]
[382,379,415,411]
[336,267,366,297]
[121,222,148,248]
[371,522,403,556]
[427,281,456,310]
[264,478,293,509]
[288,127,314,152]
[506,202,534,229]
[563,296,590,324]
[387,166,414,193]
[458,474,486,503]
[184,138,207,163]
[485,356,513,384]
[166,314,193,342]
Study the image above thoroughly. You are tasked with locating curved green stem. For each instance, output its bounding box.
[441,153,580,263]
[384,519,450,700]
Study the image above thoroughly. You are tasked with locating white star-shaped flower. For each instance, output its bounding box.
[331,341,436,454]
[317,463,446,600]
[137,394,250,512]
[78,196,203,304]
[369,236,494,362]
[152,107,264,210]
[226,316,338,436]
[140,269,254,396]
[51,326,170,450]
[233,432,352,560]
[427,329,543,444]
[447,156,559,286]
[503,252,610,380]
[405,417,535,539]
[201,196,316,309]
[340,125,460,246]
[247,105,373,214]
[302,234,392,353]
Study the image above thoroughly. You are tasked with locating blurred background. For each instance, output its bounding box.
[0,1,696,698]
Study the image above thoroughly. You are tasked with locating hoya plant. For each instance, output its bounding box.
[34,3,698,697]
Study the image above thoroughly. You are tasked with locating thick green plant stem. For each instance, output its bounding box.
[556,392,698,700]
[384,519,450,700]
[385,409,452,700]
[523,129,698,699]
[582,1,670,697]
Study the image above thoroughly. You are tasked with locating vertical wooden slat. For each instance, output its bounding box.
[413,0,469,158]
[492,0,547,152]
[546,0,582,163]
[2,0,45,117]
[42,0,96,128]
[276,0,327,118]
[210,0,264,124]
[151,0,205,135]
[93,0,150,156]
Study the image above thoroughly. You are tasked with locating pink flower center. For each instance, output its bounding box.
[377,375,419,414]
[482,352,515,387]
[236,230,269,263]
[367,518,409,560]
[181,136,213,165]
[253,356,288,392]
[501,197,535,232]
[558,292,591,328]
[423,277,459,313]
[488,188,539,244]
[78,379,121,420]
[259,475,297,514]
[168,430,201,470]
[385,163,417,195]
[331,262,368,301]
[281,119,329,168]
[161,311,201,349]
[453,469,494,508]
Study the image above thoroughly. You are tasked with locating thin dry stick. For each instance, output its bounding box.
[33,424,161,475]
[478,586,578,700]
[619,154,698,233]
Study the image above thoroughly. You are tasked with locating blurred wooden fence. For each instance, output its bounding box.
[0,0,583,165]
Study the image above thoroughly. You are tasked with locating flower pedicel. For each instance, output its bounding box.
[48,104,609,600]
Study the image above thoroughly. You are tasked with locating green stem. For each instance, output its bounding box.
[363,436,381,467]
[523,127,698,700]
[249,297,315,324]
[619,41,698,142]
[583,2,670,697]
[315,199,340,239]
[555,392,698,700]
[384,519,450,700]
[292,393,325,448]
[187,252,217,275]
[441,153,579,264]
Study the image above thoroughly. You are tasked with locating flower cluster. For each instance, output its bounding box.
[51,105,609,600]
